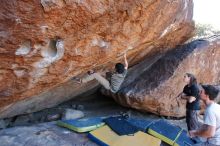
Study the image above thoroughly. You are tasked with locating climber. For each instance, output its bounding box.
[74,53,128,93]
[179,73,201,131]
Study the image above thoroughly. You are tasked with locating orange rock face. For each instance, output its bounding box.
[0,0,194,118]
[102,36,220,117]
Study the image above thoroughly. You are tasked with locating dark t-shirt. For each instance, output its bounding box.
[183,83,200,110]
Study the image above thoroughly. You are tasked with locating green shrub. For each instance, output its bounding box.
[194,23,220,39]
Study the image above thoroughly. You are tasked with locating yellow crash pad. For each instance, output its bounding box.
[89,125,119,145]
[111,131,161,146]
[89,125,161,146]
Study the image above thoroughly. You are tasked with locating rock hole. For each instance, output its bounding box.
[36,38,64,68]
[42,39,58,58]
[15,40,31,56]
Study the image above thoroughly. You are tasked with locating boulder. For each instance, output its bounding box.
[62,109,84,120]
[0,0,194,118]
[46,113,61,122]
[102,36,220,117]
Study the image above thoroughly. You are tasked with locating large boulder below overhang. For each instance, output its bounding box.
[0,0,194,118]
[102,36,220,117]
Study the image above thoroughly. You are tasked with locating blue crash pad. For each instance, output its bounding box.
[176,130,196,146]
[148,119,195,146]
[127,118,154,132]
[103,116,140,135]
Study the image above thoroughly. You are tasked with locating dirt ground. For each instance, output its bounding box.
[0,91,189,146]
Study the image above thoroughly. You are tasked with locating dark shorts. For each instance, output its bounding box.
[186,109,200,131]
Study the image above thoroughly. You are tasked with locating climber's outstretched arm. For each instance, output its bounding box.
[124,53,128,70]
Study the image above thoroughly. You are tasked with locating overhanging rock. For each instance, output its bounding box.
[0,0,194,118]
[102,36,220,117]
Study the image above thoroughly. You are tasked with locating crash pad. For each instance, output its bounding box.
[148,120,195,146]
[127,118,154,132]
[175,130,195,146]
[88,125,119,146]
[148,120,182,145]
[111,131,161,146]
[103,116,139,135]
[57,117,105,133]
[88,125,161,146]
